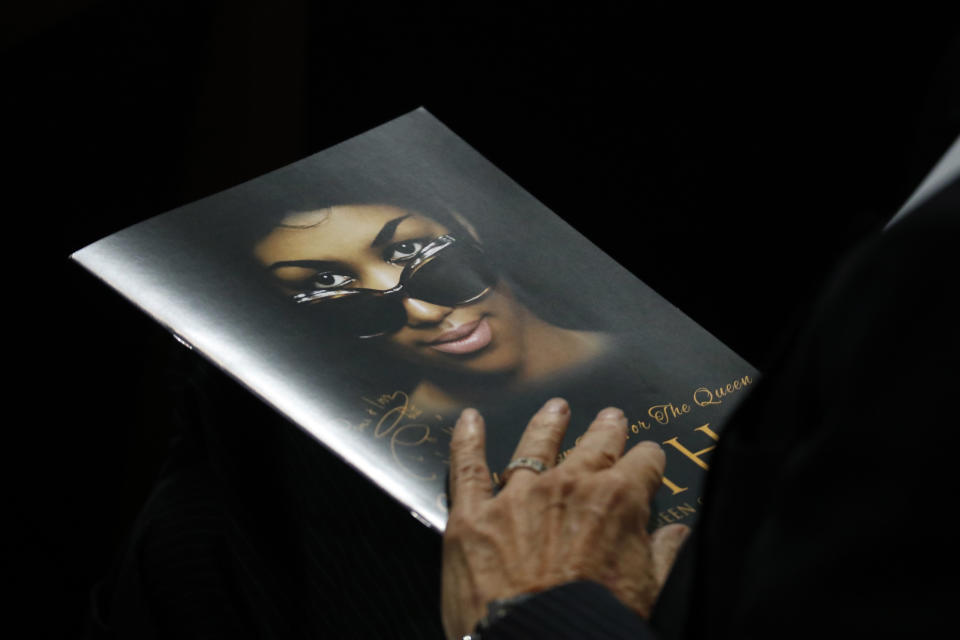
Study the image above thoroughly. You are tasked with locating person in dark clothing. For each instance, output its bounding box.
[441,172,960,639]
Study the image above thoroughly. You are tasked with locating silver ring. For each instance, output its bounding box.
[500,457,548,486]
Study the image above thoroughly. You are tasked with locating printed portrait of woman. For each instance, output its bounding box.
[73,111,750,541]
[251,199,613,415]
[210,165,733,521]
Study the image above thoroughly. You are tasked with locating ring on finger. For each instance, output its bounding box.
[498,456,548,487]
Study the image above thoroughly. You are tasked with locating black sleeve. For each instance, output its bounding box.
[671,197,960,638]
[481,581,659,640]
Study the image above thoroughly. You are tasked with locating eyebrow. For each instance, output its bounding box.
[267,259,342,273]
[370,215,412,248]
[266,214,414,271]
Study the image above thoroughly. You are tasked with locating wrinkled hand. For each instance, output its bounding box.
[441,398,690,639]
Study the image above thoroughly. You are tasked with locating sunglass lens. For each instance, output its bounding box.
[405,243,495,306]
[310,294,407,338]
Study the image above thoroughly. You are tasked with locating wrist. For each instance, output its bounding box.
[461,591,538,640]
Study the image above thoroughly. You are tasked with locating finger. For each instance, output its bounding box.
[563,407,628,471]
[615,440,667,502]
[650,524,691,587]
[449,408,492,510]
[501,398,572,489]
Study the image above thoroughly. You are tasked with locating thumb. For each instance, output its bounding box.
[650,524,691,587]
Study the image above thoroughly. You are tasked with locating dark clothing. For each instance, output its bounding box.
[485,181,960,638]
[86,362,447,639]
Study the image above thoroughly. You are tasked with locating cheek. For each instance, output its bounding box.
[384,332,421,360]
[485,316,522,361]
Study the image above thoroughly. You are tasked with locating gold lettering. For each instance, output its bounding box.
[648,402,690,425]
[374,404,405,438]
[695,423,720,441]
[630,420,651,433]
[369,392,426,439]
[363,390,409,409]
[662,424,719,470]
[655,502,697,528]
[390,423,436,480]
[661,475,688,495]
[693,387,721,406]
[693,375,753,407]
[648,404,669,424]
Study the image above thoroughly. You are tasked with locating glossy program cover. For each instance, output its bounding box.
[72,109,754,531]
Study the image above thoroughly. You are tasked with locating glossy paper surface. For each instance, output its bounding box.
[74,109,754,530]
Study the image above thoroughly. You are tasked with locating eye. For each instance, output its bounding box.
[310,272,355,290]
[386,239,426,264]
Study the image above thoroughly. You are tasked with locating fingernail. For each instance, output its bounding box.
[459,408,480,429]
[637,440,662,451]
[597,407,624,421]
[544,398,568,413]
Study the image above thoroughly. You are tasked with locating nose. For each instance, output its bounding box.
[402,297,453,327]
[363,265,453,328]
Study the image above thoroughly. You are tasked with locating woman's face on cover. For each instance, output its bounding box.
[254,204,527,375]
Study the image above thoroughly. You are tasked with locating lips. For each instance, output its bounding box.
[427,317,493,354]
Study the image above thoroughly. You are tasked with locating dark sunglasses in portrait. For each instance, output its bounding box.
[276,234,497,338]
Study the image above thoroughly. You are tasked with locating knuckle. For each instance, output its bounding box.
[532,467,579,500]
[599,450,619,467]
[556,469,580,497]
[455,460,488,482]
[584,448,618,469]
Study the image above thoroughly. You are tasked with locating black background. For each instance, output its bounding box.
[5,2,959,636]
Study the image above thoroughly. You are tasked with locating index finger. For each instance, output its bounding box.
[449,408,493,510]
